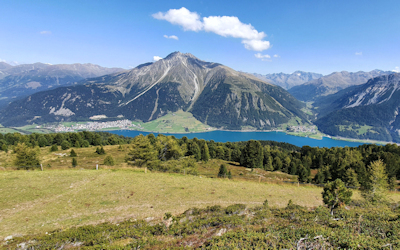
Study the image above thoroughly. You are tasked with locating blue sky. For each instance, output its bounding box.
[1,0,399,75]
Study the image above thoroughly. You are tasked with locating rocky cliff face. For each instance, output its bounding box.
[0,52,308,130]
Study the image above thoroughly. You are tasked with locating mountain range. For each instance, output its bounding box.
[251,71,323,90]
[315,73,400,142]
[289,70,393,102]
[0,62,124,109]
[0,52,308,130]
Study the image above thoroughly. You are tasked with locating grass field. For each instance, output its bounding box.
[0,169,327,238]
[134,110,215,133]
[1,167,399,239]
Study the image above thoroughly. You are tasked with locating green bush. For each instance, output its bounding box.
[225,204,246,215]
[103,155,115,166]
[50,144,58,152]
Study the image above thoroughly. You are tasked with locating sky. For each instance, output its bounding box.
[1,0,399,75]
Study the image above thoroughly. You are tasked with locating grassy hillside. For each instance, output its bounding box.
[1,169,326,238]
[133,110,215,133]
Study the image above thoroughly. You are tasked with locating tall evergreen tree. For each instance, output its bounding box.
[362,159,389,203]
[240,140,263,168]
[127,135,157,167]
[201,142,210,162]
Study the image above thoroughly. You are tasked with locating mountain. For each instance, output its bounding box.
[0,63,125,109]
[251,71,323,90]
[0,52,308,130]
[289,70,393,102]
[315,73,400,142]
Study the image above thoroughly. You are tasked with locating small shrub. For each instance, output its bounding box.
[225,204,246,215]
[95,146,106,155]
[72,158,77,168]
[70,149,77,157]
[103,155,115,166]
[50,145,58,152]
[61,140,70,150]
[263,199,268,207]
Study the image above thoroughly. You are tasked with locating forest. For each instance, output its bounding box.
[3,130,400,190]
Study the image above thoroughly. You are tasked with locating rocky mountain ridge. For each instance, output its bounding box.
[315,73,400,142]
[289,70,393,101]
[0,52,308,130]
[0,62,125,109]
[252,71,323,90]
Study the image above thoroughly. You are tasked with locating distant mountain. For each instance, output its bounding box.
[0,63,125,109]
[0,52,308,130]
[289,70,393,102]
[315,73,400,142]
[251,71,323,90]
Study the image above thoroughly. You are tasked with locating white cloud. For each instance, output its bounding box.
[203,16,265,40]
[393,66,399,73]
[152,7,203,32]
[153,7,270,52]
[242,40,270,51]
[40,30,52,35]
[254,53,271,61]
[153,56,163,61]
[273,54,280,58]
[164,35,179,40]
[355,52,362,56]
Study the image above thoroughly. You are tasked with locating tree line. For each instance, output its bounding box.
[4,131,400,190]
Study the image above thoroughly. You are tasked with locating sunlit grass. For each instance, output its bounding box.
[1,168,398,238]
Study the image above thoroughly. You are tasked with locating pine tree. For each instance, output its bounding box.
[127,134,157,167]
[362,159,388,203]
[201,143,210,162]
[70,149,77,157]
[322,179,352,215]
[240,140,263,169]
[218,164,228,178]
[50,144,58,152]
[264,156,274,171]
[13,143,41,169]
[72,157,77,167]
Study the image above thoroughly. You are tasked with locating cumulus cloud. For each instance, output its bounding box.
[243,40,270,51]
[152,7,203,31]
[203,16,265,40]
[355,52,362,56]
[40,30,52,35]
[164,35,179,40]
[393,66,399,73]
[273,54,280,58]
[153,7,270,52]
[254,53,271,61]
[153,56,163,61]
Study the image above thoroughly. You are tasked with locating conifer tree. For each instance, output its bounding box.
[70,149,77,157]
[13,143,41,169]
[127,134,157,167]
[322,179,352,215]
[72,157,77,167]
[362,159,388,203]
[218,164,228,178]
[201,142,210,162]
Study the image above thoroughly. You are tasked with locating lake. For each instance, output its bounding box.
[108,130,369,148]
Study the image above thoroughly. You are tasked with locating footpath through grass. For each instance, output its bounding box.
[1,169,327,238]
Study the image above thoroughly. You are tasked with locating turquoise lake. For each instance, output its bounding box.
[108,130,369,148]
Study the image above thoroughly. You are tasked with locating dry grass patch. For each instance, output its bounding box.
[0,169,326,238]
